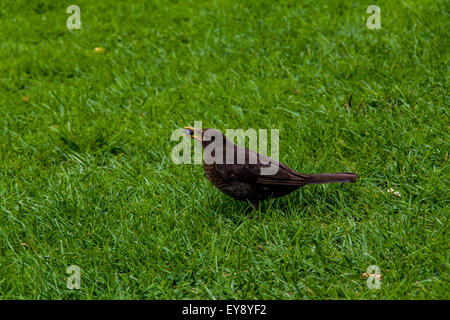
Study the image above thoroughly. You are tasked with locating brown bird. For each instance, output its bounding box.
[184,127,358,210]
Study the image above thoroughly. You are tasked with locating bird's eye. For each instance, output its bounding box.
[185,128,194,135]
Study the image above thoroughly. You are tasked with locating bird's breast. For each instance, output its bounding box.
[203,162,254,200]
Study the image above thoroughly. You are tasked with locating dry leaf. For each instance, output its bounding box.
[362,272,383,280]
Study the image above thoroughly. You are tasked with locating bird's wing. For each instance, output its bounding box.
[213,145,311,185]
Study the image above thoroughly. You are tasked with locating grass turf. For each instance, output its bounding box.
[0,0,448,299]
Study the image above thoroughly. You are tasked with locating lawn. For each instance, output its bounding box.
[0,0,448,299]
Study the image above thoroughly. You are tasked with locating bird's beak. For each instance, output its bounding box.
[184,126,202,141]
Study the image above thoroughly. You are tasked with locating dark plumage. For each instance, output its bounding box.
[184,127,358,210]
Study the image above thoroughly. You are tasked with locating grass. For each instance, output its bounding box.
[0,0,448,299]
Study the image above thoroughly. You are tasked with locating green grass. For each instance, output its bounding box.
[0,0,448,299]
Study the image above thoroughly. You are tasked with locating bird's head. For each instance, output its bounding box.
[184,127,227,148]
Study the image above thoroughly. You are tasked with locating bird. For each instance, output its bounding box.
[183,126,358,210]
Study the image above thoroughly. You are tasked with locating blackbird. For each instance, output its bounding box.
[184,127,358,210]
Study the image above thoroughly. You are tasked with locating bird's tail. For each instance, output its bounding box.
[301,172,358,184]
[256,171,359,186]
